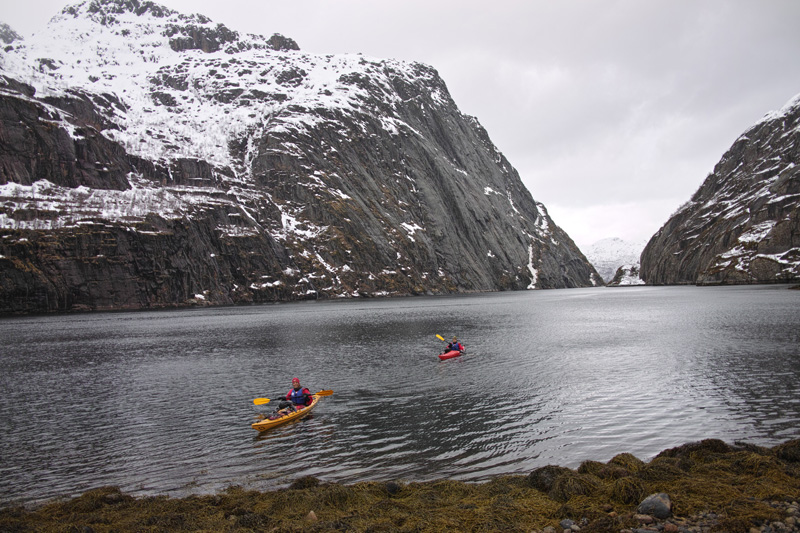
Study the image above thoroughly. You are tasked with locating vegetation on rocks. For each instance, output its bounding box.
[2,439,799,532]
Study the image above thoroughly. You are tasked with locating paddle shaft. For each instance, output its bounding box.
[253,389,332,405]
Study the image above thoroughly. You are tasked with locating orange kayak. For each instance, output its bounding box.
[252,394,320,432]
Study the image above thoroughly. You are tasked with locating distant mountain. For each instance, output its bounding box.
[583,237,645,283]
[641,93,800,285]
[606,264,645,287]
[0,0,600,314]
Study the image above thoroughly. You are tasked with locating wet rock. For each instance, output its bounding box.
[637,493,672,519]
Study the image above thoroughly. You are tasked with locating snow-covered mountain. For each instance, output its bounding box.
[582,237,646,284]
[0,0,600,314]
[606,264,645,286]
[641,93,800,285]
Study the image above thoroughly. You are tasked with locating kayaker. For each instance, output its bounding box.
[444,337,464,353]
[279,377,314,410]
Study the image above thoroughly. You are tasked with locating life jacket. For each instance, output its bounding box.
[288,387,311,406]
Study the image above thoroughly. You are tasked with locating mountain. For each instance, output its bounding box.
[605,264,645,287]
[0,0,601,314]
[640,93,800,285]
[582,237,646,284]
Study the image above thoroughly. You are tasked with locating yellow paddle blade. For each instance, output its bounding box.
[436,334,445,341]
[253,397,271,405]
[315,390,333,396]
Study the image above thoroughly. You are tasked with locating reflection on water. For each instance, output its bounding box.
[1,285,799,506]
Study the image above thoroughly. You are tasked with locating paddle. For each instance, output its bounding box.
[253,389,333,405]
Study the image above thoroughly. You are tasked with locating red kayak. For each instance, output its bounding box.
[438,350,462,360]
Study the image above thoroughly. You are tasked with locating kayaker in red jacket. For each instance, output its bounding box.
[283,377,313,409]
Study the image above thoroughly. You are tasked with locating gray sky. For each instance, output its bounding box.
[3,0,800,249]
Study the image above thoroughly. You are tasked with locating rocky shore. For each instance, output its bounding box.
[1,439,798,532]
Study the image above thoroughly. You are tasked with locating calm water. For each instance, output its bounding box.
[1,285,799,506]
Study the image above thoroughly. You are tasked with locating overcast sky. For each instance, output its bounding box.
[4,1,800,249]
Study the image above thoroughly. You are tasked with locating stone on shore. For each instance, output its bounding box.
[637,492,672,519]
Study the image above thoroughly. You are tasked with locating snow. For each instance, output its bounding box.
[583,237,646,284]
[526,244,538,289]
[1,1,445,180]
[400,222,423,241]
[755,92,800,128]
[738,221,776,243]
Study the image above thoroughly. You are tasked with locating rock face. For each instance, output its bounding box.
[0,22,22,45]
[0,0,600,315]
[640,94,800,285]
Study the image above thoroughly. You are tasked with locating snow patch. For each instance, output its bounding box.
[526,244,538,289]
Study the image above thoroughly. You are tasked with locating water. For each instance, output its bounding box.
[1,285,799,506]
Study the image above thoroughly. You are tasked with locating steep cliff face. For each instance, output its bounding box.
[640,94,800,285]
[0,0,600,314]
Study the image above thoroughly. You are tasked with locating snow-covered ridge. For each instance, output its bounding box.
[0,0,464,241]
[1,0,453,178]
[753,91,800,129]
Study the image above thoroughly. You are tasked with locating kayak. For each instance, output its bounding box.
[252,394,321,432]
[438,350,462,360]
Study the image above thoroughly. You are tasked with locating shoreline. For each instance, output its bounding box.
[2,438,799,532]
[2,283,797,319]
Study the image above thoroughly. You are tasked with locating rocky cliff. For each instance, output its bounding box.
[0,0,600,314]
[640,94,800,285]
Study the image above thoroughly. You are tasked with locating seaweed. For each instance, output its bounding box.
[2,439,799,532]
